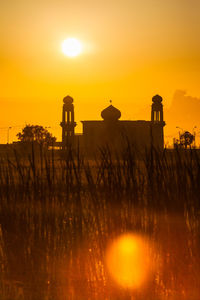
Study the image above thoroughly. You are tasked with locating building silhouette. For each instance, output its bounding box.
[60,95,76,150]
[60,95,165,154]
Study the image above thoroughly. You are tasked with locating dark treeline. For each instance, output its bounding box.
[0,145,200,300]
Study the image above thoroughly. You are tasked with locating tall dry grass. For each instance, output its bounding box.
[0,144,200,300]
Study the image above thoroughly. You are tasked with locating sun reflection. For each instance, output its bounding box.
[106,234,153,289]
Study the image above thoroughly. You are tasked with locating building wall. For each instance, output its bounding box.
[81,120,164,155]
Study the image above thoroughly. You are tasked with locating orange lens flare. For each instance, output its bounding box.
[106,234,153,289]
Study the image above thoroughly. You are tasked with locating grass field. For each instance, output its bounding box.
[0,145,200,300]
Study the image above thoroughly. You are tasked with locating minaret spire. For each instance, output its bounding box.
[60,95,77,150]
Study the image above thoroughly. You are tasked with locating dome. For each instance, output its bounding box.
[152,95,163,103]
[63,95,73,104]
[101,105,121,121]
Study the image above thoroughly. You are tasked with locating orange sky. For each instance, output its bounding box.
[1,0,200,144]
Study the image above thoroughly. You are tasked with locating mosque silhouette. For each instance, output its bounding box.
[60,95,165,154]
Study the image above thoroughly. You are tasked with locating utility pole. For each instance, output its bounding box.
[7,127,12,144]
[193,126,197,148]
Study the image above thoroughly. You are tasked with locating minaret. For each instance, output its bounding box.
[151,94,164,122]
[60,95,76,149]
[151,95,165,149]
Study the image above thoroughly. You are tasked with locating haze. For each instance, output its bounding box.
[1,0,200,143]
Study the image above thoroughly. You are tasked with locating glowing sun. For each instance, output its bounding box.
[62,38,82,57]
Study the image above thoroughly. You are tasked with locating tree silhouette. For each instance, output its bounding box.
[180,131,194,149]
[17,125,56,147]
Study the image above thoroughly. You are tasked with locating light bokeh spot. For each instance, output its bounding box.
[62,38,82,57]
[106,234,152,289]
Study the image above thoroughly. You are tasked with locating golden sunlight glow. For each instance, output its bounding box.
[62,38,82,57]
[106,234,152,289]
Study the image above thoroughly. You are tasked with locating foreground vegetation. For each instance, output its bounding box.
[0,145,200,300]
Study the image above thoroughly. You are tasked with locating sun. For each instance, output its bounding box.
[62,38,82,57]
